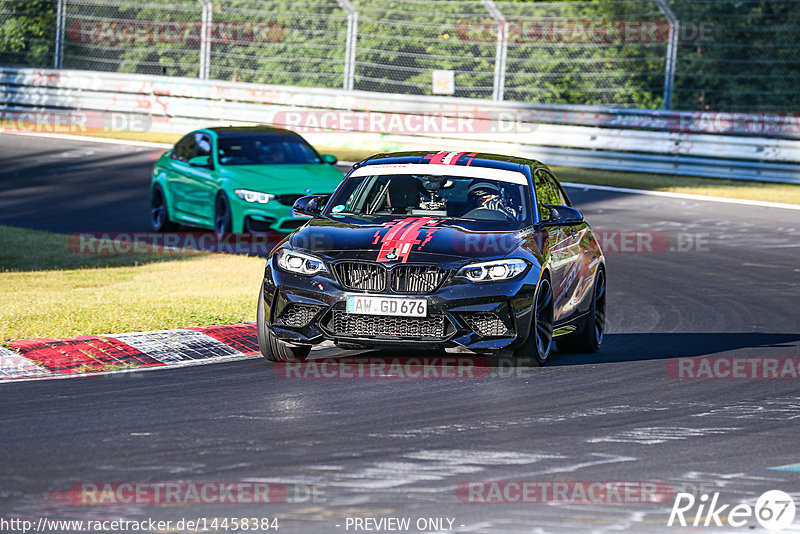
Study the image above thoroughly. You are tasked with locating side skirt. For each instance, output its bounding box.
[553,311,590,337]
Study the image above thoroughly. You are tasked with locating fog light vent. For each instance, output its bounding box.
[278,304,320,327]
[462,312,513,337]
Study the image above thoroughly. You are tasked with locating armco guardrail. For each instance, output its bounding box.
[1,68,799,184]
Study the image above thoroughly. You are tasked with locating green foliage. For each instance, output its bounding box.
[670,0,800,111]
[0,0,797,110]
[0,0,56,67]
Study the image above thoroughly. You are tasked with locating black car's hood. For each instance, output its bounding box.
[290,214,530,265]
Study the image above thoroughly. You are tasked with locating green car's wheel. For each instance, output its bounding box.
[214,193,232,236]
[557,267,606,354]
[256,282,311,362]
[150,186,177,232]
[513,275,553,366]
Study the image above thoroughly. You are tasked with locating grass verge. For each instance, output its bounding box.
[0,226,264,341]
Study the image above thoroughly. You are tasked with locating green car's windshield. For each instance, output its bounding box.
[217,134,321,165]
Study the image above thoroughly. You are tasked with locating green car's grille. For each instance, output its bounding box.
[276,194,304,206]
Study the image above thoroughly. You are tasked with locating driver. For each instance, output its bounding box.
[466,182,517,219]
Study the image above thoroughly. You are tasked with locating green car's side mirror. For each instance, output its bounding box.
[321,154,338,165]
[188,155,212,168]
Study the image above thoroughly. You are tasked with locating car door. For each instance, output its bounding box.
[534,168,583,323]
[178,132,218,224]
[167,133,198,219]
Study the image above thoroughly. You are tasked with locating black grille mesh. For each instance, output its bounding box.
[390,265,447,293]
[331,311,445,339]
[334,262,386,291]
[277,304,320,327]
[335,262,447,294]
[462,312,512,337]
[276,194,304,206]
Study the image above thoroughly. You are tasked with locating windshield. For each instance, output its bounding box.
[216,134,321,165]
[327,173,531,224]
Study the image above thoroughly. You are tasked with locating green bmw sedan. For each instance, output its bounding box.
[150,126,345,233]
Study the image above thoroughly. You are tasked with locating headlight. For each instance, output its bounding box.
[275,249,327,276]
[457,259,528,283]
[235,189,275,204]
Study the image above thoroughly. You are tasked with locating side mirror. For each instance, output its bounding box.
[540,204,584,226]
[321,154,338,165]
[188,155,212,168]
[292,194,331,217]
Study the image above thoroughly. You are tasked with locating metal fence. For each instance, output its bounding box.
[0,0,798,111]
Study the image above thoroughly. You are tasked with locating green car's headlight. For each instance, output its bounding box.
[457,259,528,283]
[235,189,276,204]
[275,249,327,276]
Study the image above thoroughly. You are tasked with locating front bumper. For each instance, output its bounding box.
[230,196,310,233]
[262,261,540,351]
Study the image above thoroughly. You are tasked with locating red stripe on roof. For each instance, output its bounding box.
[423,151,449,164]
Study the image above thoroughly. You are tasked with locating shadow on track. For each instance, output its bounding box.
[547,332,800,366]
[283,332,800,373]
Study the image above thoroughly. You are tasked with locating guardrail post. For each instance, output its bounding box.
[54,0,66,69]
[336,0,357,91]
[654,0,679,110]
[482,0,507,101]
[198,0,212,79]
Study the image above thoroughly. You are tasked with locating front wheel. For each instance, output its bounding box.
[256,282,310,362]
[557,267,606,354]
[513,275,554,366]
[150,186,177,231]
[215,193,232,236]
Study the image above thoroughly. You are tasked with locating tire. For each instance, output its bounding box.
[557,267,606,354]
[513,275,554,366]
[150,185,177,231]
[214,193,232,236]
[256,282,310,362]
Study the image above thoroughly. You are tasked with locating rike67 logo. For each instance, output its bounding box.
[668,490,796,530]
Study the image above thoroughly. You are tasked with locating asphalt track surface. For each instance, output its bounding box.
[1,133,800,533]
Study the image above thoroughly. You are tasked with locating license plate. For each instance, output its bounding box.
[346,295,427,317]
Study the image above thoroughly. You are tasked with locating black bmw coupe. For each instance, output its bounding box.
[257,151,606,365]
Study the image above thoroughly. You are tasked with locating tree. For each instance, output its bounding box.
[0,0,56,67]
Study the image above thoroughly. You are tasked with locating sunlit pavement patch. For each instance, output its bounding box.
[764,463,800,473]
[0,324,260,382]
